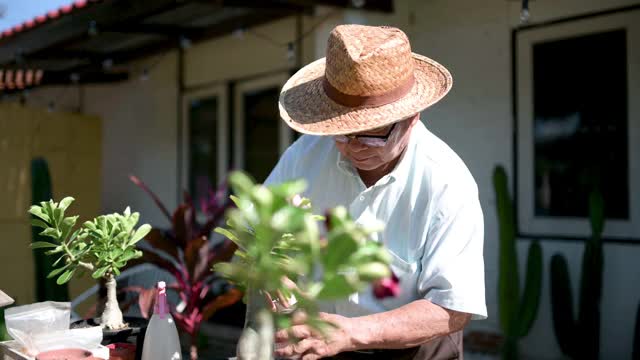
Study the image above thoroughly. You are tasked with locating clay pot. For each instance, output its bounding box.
[35,348,96,360]
[107,343,136,360]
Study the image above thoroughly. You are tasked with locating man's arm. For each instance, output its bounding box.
[274,300,470,359]
[350,299,470,349]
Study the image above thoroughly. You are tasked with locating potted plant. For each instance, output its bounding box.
[29,197,151,333]
[213,171,398,360]
[122,176,243,360]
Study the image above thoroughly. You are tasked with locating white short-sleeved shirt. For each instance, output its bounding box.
[264,120,487,320]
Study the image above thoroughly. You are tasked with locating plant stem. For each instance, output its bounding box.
[61,243,95,271]
[190,339,198,360]
[100,274,125,330]
[78,261,95,271]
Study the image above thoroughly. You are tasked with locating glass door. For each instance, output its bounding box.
[182,85,228,202]
[234,74,292,183]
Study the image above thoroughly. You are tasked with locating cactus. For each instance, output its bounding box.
[31,158,69,302]
[494,166,543,360]
[633,301,640,360]
[550,190,604,360]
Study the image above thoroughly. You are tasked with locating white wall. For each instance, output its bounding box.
[345,1,640,359]
[84,53,180,227]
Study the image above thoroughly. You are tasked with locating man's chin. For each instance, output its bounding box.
[352,160,384,171]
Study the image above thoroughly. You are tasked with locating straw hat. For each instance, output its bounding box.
[279,24,452,136]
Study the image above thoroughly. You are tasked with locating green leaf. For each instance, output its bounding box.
[60,216,78,241]
[130,224,151,245]
[53,207,63,227]
[356,262,390,281]
[30,219,49,229]
[215,227,239,242]
[324,233,358,272]
[52,255,65,267]
[92,266,109,279]
[31,241,58,249]
[316,275,359,300]
[268,180,307,199]
[45,247,63,255]
[271,207,305,233]
[58,197,75,212]
[56,269,75,285]
[29,206,50,223]
[48,264,70,279]
[229,171,255,195]
[40,228,61,240]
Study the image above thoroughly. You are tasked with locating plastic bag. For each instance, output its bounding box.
[4,301,103,356]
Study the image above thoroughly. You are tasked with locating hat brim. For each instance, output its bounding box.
[279,53,452,136]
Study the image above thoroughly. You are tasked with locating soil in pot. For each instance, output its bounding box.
[36,348,96,360]
[107,343,136,360]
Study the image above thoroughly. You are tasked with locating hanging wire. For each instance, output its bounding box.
[246,8,340,49]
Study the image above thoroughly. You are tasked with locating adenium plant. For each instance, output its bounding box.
[127,176,243,360]
[29,197,151,330]
[213,171,396,359]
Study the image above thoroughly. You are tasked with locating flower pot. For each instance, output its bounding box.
[107,343,136,360]
[35,348,96,360]
[71,317,148,360]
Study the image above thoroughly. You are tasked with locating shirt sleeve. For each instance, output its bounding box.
[263,139,296,186]
[417,183,487,320]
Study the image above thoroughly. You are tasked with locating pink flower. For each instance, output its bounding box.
[372,272,400,299]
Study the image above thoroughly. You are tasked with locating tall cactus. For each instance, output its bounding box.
[494,166,543,360]
[31,157,69,301]
[550,190,604,360]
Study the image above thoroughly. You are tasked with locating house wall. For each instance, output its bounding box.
[15,1,640,358]
[0,103,101,313]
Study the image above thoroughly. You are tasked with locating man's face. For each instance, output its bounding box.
[334,114,420,171]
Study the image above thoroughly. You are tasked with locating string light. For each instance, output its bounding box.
[520,0,530,23]
[232,28,245,39]
[287,42,295,64]
[179,36,192,49]
[102,58,113,70]
[352,0,366,8]
[88,20,98,36]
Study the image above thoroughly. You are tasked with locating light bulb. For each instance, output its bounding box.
[352,0,366,8]
[102,58,113,70]
[287,42,295,63]
[233,28,245,39]
[179,36,192,49]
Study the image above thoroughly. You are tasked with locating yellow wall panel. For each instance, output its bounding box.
[0,221,35,305]
[0,104,101,307]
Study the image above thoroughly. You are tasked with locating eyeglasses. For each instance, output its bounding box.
[334,123,397,148]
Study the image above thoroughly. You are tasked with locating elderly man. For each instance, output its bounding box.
[245,24,486,360]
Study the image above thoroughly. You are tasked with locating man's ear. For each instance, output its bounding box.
[409,112,421,128]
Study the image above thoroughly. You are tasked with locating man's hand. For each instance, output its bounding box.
[274,312,359,360]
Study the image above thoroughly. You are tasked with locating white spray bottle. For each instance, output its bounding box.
[141,281,182,360]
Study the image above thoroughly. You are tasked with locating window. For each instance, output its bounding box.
[515,8,640,239]
[532,30,628,219]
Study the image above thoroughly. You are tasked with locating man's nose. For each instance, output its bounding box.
[348,139,369,152]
